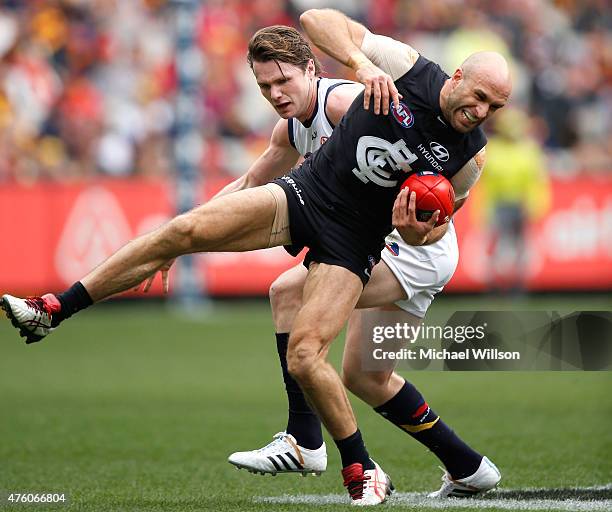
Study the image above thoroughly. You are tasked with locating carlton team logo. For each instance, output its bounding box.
[390,101,415,128]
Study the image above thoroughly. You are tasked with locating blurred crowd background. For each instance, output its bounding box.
[0,0,609,185]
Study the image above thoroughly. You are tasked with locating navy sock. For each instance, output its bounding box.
[54,282,93,326]
[334,429,374,470]
[374,380,482,479]
[276,333,323,449]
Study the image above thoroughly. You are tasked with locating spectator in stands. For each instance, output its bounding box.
[0,0,608,182]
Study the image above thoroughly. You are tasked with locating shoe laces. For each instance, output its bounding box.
[432,466,454,492]
[257,432,288,454]
[342,463,370,501]
[25,297,53,316]
[438,466,476,494]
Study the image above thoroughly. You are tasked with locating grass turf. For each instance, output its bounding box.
[0,296,610,511]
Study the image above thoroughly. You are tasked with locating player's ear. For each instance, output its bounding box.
[306,58,316,77]
[451,67,463,88]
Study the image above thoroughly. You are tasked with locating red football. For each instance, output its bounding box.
[400,171,455,226]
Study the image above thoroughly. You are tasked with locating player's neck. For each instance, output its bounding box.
[298,78,318,124]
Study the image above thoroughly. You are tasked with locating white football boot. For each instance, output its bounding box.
[1,294,61,344]
[228,432,327,476]
[342,460,394,506]
[428,456,501,498]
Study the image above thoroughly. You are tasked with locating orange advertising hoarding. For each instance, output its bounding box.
[1,177,610,295]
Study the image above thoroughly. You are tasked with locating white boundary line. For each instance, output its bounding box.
[255,484,612,511]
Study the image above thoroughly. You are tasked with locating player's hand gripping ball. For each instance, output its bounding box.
[400,171,455,226]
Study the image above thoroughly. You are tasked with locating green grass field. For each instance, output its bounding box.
[1,296,611,511]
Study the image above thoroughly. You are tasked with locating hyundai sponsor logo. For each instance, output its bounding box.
[416,143,444,172]
[429,142,449,162]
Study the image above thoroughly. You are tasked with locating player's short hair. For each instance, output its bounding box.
[247,25,322,75]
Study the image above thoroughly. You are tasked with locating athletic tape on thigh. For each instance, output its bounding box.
[263,183,291,247]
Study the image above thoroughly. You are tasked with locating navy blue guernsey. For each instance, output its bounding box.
[289,56,487,243]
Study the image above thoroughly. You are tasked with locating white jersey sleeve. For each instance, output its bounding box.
[360,30,420,81]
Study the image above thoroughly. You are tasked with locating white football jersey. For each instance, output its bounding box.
[288,78,356,157]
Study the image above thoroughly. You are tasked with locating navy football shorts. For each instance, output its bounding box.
[273,173,384,286]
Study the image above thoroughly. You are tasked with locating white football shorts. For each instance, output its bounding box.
[380,221,459,318]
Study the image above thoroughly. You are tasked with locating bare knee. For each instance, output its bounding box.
[157,213,198,256]
[286,333,326,387]
[269,276,303,314]
[269,274,304,332]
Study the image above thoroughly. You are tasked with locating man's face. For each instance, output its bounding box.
[443,69,510,133]
[252,59,315,121]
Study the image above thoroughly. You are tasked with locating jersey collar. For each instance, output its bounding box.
[301,78,320,128]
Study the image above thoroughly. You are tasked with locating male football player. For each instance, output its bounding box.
[3,10,511,506]
[223,25,501,499]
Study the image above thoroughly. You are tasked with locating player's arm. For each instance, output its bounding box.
[450,147,487,215]
[393,148,486,246]
[300,8,418,114]
[212,118,300,199]
[423,147,487,244]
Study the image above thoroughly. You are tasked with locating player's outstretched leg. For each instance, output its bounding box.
[228,265,328,476]
[342,308,501,498]
[2,186,282,344]
[287,263,393,505]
